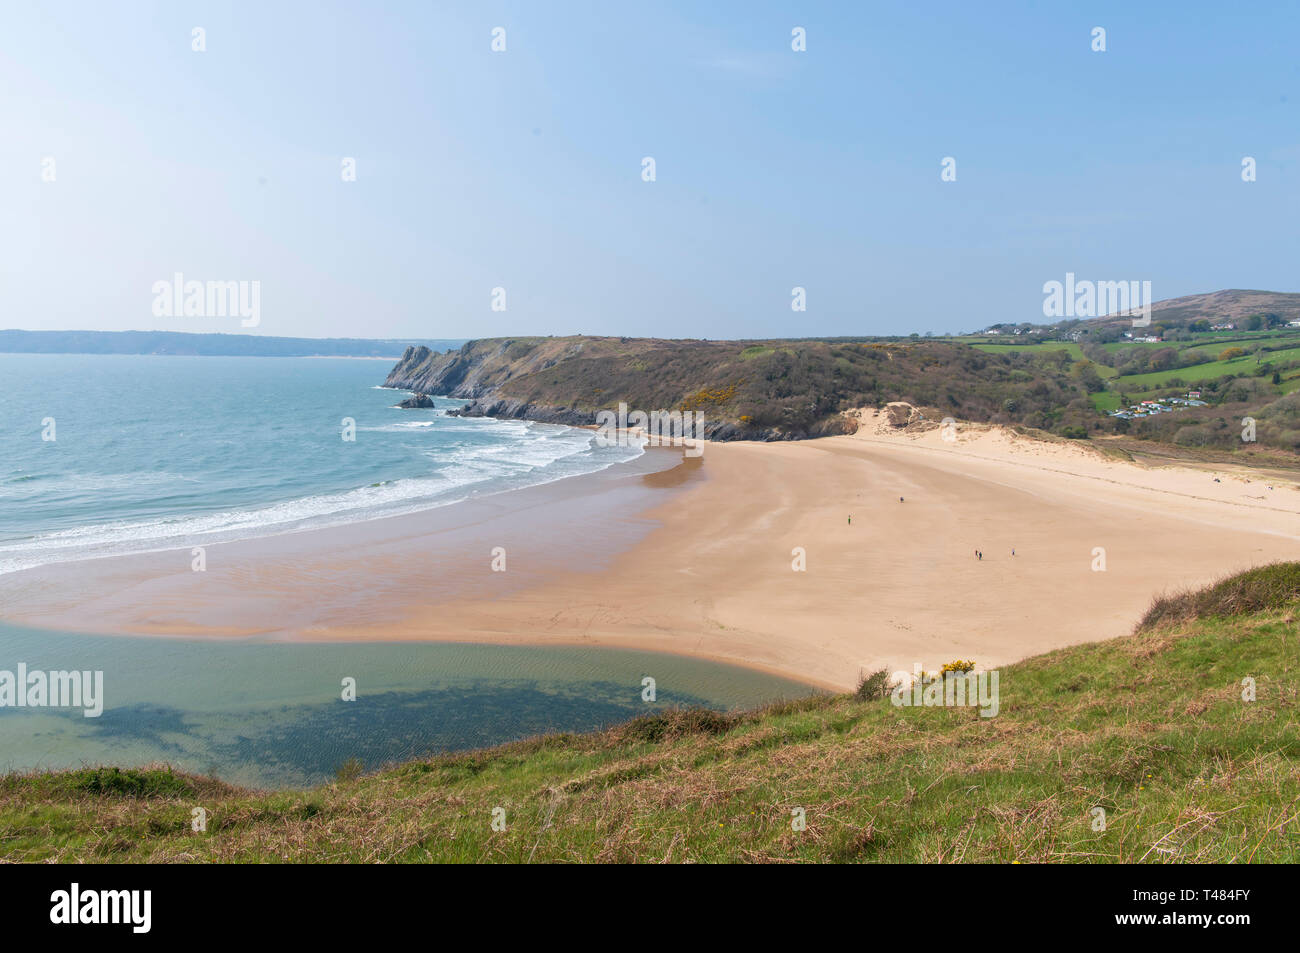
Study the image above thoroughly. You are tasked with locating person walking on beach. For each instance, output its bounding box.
[977,550,982,561]
[848,515,852,525]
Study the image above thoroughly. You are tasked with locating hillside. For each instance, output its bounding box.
[4,565,1296,863]
[384,336,1097,439]
[970,328,1300,452]
[1092,289,1300,331]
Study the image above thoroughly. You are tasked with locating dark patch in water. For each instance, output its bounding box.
[81,703,193,753]
[207,681,711,784]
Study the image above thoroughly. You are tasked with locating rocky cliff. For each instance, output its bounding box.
[382,335,1098,441]
[382,337,859,440]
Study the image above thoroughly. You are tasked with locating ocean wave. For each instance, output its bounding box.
[0,470,196,499]
[362,420,438,431]
[0,424,641,576]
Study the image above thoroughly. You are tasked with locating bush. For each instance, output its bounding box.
[1138,563,1300,630]
[855,668,893,700]
[1173,425,1212,447]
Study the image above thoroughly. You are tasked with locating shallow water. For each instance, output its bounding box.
[0,623,818,789]
[0,353,814,788]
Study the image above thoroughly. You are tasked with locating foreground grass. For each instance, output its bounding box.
[2,571,1297,863]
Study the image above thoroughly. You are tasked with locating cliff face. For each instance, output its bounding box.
[384,338,590,399]
[381,335,1098,441]
[381,337,849,440]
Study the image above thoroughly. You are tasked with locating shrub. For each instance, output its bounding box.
[1138,563,1300,630]
[1173,425,1212,447]
[854,668,893,700]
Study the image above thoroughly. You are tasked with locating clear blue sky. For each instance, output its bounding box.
[2,0,1297,339]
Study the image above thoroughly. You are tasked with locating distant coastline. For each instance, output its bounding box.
[0,329,465,359]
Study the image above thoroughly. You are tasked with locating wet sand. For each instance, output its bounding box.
[2,418,1298,691]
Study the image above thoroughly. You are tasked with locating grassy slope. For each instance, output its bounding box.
[2,568,1296,864]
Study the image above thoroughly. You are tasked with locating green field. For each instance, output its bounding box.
[972,341,1084,358]
[973,342,1117,378]
[1111,357,1257,391]
[1090,390,1122,412]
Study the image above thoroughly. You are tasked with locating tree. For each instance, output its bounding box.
[1149,348,1177,371]
[1219,347,1246,362]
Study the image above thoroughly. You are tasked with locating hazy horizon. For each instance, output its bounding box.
[6,284,1300,342]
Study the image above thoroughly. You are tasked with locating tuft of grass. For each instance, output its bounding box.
[64,766,193,799]
[614,707,735,744]
[334,758,365,783]
[1139,562,1300,630]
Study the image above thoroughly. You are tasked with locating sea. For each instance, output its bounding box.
[0,353,814,787]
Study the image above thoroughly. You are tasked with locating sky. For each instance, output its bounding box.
[1,0,1298,340]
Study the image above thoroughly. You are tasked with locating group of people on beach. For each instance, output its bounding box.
[847,504,1019,556]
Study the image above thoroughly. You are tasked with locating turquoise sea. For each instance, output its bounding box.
[0,353,641,574]
[0,354,815,787]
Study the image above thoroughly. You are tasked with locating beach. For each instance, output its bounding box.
[2,416,1298,691]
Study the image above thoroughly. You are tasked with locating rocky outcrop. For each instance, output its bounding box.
[884,401,920,428]
[383,339,585,398]
[383,337,859,443]
[396,392,435,408]
[445,396,854,441]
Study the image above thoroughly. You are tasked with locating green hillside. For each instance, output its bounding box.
[385,336,1100,439]
[4,566,1296,863]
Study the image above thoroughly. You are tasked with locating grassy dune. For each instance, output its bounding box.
[2,567,1297,864]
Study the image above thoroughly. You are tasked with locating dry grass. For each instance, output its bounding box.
[1138,562,1300,630]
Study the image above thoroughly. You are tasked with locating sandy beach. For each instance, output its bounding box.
[2,414,1297,691]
